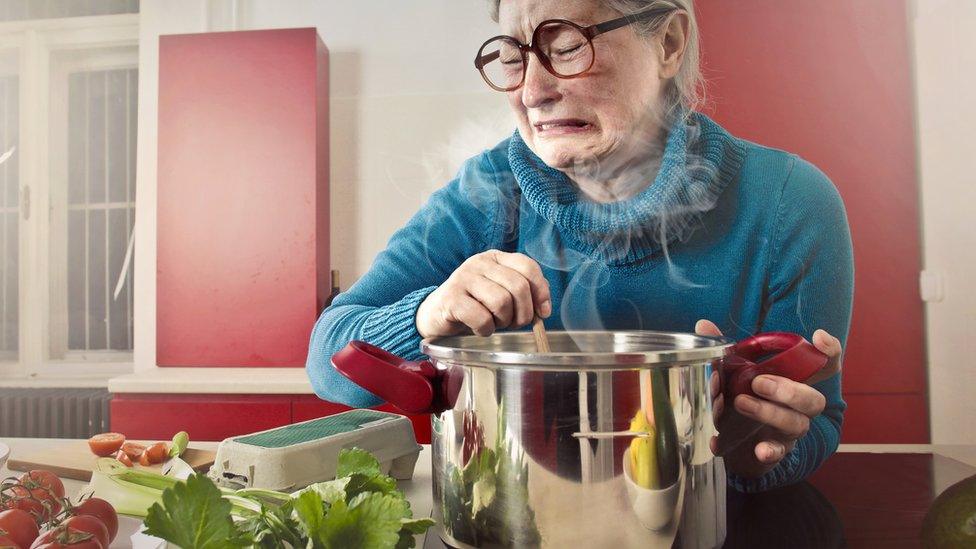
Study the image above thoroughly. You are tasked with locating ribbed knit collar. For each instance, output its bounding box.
[508,112,745,265]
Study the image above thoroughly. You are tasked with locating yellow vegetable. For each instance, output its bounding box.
[629,410,659,489]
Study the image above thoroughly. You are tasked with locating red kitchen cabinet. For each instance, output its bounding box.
[156,28,330,367]
[111,394,293,442]
[112,394,433,443]
[697,1,927,442]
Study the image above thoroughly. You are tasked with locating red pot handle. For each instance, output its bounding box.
[723,332,829,401]
[331,341,439,414]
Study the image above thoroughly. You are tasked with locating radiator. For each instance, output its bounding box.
[0,388,111,438]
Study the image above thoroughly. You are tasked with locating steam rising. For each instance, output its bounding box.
[418,106,727,334]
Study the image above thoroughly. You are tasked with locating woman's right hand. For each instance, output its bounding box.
[416,250,552,339]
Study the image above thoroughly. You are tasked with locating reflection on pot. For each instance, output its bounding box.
[621,368,683,531]
[623,446,683,530]
[439,404,542,548]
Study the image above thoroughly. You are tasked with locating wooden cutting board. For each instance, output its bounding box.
[7,440,216,481]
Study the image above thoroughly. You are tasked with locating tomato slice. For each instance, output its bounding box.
[87,433,125,457]
[120,442,145,461]
[114,449,132,467]
[143,442,169,465]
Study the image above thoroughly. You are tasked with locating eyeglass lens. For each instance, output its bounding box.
[479,22,595,91]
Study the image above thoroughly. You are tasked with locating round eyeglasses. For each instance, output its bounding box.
[474,7,676,92]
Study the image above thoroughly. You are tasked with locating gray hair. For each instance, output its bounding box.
[487,0,704,117]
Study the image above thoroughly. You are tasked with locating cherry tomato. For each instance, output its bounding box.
[143,442,168,465]
[10,470,64,523]
[120,442,144,461]
[0,534,22,548]
[30,524,103,549]
[6,492,59,524]
[18,471,65,500]
[87,434,125,458]
[137,451,151,466]
[0,508,40,548]
[72,499,117,543]
[31,541,103,549]
[59,517,108,548]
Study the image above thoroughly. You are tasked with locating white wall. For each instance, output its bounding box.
[911,0,976,444]
[238,1,517,280]
[134,0,514,372]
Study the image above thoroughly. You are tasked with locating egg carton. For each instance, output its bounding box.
[207,409,421,492]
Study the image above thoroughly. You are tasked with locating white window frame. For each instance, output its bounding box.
[0,14,138,380]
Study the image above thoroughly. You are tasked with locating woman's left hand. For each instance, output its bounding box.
[696,319,843,479]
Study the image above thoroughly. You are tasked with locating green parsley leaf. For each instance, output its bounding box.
[145,473,249,549]
[293,489,326,537]
[336,447,382,478]
[317,492,409,549]
[345,472,399,500]
[297,476,350,507]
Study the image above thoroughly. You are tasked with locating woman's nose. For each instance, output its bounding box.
[520,53,561,109]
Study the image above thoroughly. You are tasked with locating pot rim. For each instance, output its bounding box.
[420,330,734,369]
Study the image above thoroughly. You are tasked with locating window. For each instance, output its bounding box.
[0,73,15,362]
[0,1,138,22]
[0,4,138,378]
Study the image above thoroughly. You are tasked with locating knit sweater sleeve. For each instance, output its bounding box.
[730,155,854,493]
[305,153,503,407]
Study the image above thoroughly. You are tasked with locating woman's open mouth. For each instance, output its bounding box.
[534,119,593,136]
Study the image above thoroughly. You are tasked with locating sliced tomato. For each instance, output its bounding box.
[72,498,117,543]
[120,442,144,461]
[87,433,125,458]
[143,442,169,465]
[113,449,132,467]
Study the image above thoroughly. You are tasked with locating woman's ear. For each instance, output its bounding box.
[658,11,690,79]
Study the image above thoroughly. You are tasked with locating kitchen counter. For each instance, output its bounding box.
[3,440,975,548]
[1,438,432,548]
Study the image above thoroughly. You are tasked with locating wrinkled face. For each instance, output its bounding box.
[497,0,666,172]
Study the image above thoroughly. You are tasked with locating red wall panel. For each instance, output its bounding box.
[112,394,433,444]
[156,28,329,367]
[841,394,929,444]
[697,1,927,441]
[111,394,293,441]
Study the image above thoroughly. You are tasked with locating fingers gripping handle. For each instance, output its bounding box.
[723,332,829,400]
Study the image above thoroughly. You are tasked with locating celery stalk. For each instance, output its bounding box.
[81,470,164,518]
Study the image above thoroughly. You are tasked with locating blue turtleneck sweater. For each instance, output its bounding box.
[306,113,854,492]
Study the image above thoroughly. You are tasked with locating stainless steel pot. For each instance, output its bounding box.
[333,330,827,549]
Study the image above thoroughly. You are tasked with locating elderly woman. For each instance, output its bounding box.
[307,0,852,492]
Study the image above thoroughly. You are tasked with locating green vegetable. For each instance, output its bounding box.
[84,461,167,517]
[169,430,190,459]
[440,404,541,547]
[145,474,251,549]
[315,493,409,548]
[141,447,434,549]
[651,369,680,486]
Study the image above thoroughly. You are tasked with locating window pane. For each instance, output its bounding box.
[66,67,136,352]
[0,0,138,22]
[0,75,17,357]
